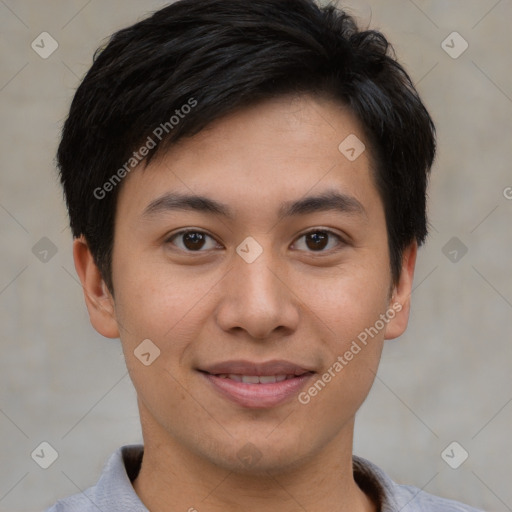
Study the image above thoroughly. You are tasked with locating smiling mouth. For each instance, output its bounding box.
[199,369,315,408]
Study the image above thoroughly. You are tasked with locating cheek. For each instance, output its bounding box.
[112,252,213,340]
[111,263,208,430]
[298,254,391,338]
[294,257,390,399]
[296,287,386,431]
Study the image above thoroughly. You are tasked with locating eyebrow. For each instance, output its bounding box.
[143,192,232,219]
[279,189,367,220]
[142,189,367,221]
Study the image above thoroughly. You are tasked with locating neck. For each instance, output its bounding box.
[132,408,377,512]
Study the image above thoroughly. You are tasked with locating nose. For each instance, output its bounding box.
[214,245,300,340]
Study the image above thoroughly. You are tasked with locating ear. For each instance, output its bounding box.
[73,236,120,339]
[384,241,418,340]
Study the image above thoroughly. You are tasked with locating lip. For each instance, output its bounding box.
[198,359,315,409]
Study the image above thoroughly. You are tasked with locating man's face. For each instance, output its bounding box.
[87,94,412,473]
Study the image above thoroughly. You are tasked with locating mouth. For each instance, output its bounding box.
[198,360,315,408]
[212,374,302,383]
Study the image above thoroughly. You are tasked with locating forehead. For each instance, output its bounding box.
[116,93,381,222]
[167,93,370,167]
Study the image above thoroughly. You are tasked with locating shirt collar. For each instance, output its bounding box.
[91,444,147,511]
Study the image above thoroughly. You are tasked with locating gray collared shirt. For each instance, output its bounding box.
[44,444,485,511]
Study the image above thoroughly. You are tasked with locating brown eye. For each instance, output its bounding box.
[182,232,206,250]
[305,231,328,250]
[167,230,219,252]
[292,230,344,252]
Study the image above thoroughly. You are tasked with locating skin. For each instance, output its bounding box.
[74,93,417,512]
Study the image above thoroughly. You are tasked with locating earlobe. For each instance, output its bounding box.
[384,241,418,340]
[73,236,120,339]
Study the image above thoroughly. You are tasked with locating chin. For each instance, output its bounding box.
[204,435,315,476]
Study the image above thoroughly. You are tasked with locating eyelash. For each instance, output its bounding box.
[165,228,346,254]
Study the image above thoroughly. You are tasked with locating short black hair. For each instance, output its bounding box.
[57,0,436,293]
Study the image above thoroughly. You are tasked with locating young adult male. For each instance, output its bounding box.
[45,0,484,511]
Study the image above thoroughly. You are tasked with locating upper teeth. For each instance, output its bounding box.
[216,374,294,383]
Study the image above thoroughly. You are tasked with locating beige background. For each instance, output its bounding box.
[1,1,511,511]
